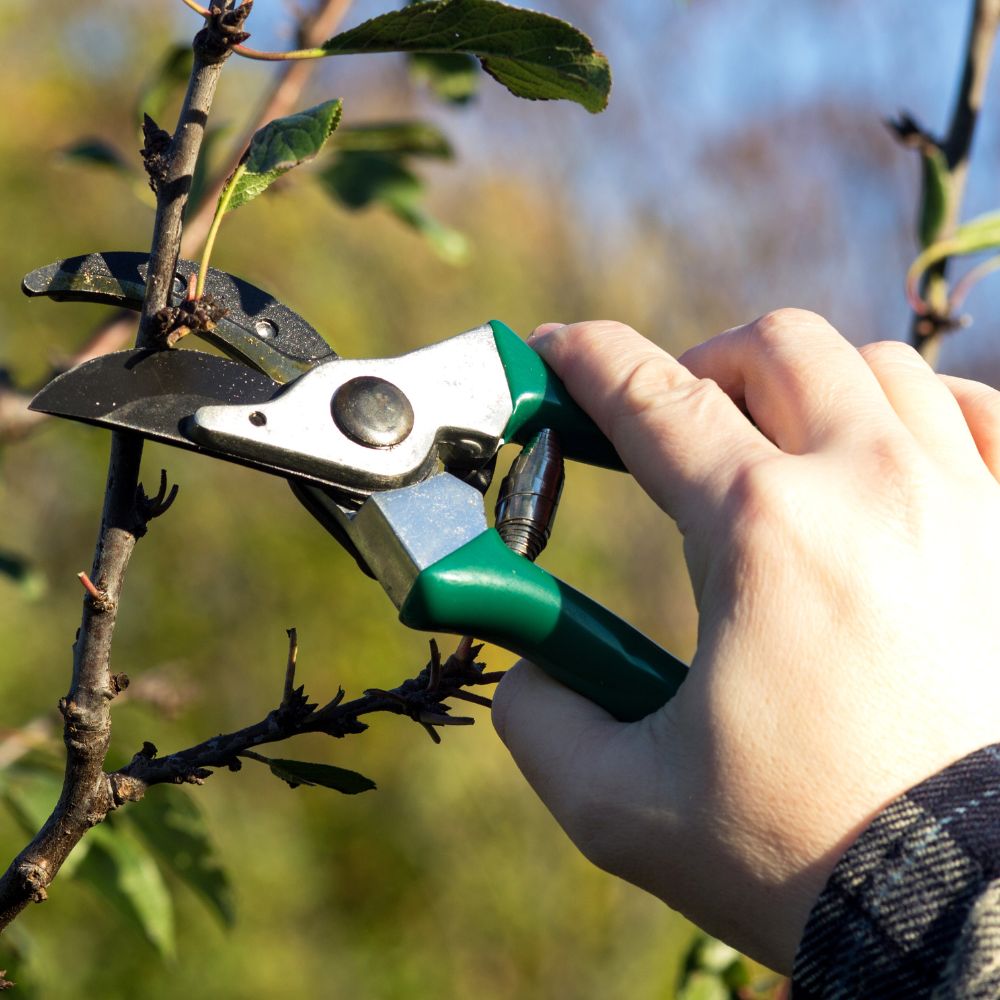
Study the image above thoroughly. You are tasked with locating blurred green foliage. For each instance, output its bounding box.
[0,1,778,997]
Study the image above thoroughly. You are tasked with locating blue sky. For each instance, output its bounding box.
[182,0,990,222]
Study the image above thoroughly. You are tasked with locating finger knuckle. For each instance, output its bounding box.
[617,354,675,411]
[727,456,785,514]
[609,357,719,438]
[752,308,836,349]
[859,339,922,368]
[723,456,803,545]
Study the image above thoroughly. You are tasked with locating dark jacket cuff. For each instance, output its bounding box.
[792,743,1000,998]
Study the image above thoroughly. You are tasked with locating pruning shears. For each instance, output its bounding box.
[24,251,688,721]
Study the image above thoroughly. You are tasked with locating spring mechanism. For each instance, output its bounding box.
[494,429,565,561]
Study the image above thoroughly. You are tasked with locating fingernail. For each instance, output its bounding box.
[527,323,566,347]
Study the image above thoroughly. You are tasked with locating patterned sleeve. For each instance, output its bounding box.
[791,743,1000,999]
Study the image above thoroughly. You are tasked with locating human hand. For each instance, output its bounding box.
[491,310,1000,972]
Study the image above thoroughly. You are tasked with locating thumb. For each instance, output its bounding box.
[492,660,621,826]
[493,660,686,885]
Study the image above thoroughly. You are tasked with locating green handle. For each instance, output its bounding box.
[490,320,624,471]
[399,529,688,722]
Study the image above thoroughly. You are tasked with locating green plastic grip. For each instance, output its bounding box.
[399,529,688,722]
[490,320,624,471]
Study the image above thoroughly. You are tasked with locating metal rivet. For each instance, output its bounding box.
[249,411,267,427]
[254,318,277,340]
[331,377,414,449]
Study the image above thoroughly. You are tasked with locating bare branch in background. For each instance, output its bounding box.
[110,636,499,799]
[899,0,1000,362]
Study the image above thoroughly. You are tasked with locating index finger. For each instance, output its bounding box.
[530,320,775,533]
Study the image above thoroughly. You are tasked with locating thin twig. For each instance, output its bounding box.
[0,668,200,773]
[0,719,57,772]
[233,45,326,61]
[282,628,299,706]
[76,572,105,604]
[139,24,239,343]
[111,639,501,797]
[949,253,1000,312]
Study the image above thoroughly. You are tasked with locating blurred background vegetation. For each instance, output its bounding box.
[0,0,998,996]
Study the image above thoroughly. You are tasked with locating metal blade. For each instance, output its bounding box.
[30,349,274,441]
[29,349,360,497]
[22,251,336,384]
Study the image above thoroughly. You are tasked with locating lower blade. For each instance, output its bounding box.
[32,350,375,501]
[27,349,357,491]
[30,350,278,450]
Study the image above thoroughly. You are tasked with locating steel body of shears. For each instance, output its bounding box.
[25,252,688,721]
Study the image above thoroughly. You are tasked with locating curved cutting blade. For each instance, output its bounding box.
[30,349,276,444]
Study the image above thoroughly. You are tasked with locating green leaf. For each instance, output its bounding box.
[676,972,731,1000]
[0,551,46,600]
[692,936,741,975]
[335,121,453,158]
[78,820,176,959]
[906,210,1000,307]
[403,2,479,102]
[0,922,41,998]
[320,0,611,113]
[254,755,376,794]
[321,151,421,210]
[319,152,469,263]
[390,199,471,264]
[136,44,194,129]
[60,139,132,175]
[409,51,480,103]
[1,767,88,877]
[677,933,752,1000]
[126,788,234,928]
[1,769,59,837]
[224,99,343,212]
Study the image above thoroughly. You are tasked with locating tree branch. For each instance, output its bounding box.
[110,636,501,799]
[903,0,1000,361]
[0,4,245,934]
[140,12,247,343]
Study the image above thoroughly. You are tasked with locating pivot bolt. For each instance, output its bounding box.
[331,376,414,449]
